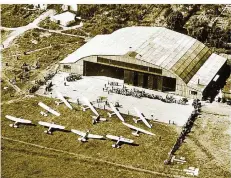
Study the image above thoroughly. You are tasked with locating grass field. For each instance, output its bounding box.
[1,95,200,178]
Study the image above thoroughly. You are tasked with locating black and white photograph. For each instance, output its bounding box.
[1,1,231,177]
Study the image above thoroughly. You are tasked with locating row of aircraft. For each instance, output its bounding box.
[5,115,133,148]
[5,91,155,148]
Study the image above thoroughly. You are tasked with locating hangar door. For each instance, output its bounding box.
[83,61,124,79]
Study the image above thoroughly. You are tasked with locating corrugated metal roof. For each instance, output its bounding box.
[51,11,75,22]
[188,53,227,91]
[60,27,227,91]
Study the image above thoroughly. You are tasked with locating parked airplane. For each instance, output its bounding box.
[107,102,125,122]
[91,115,107,124]
[38,102,60,116]
[106,134,134,148]
[183,167,199,176]
[71,129,104,142]
[122,122,155,136]
[5,115,32,128]
[38,121,65,134]
[81,96,99,116]
[55,91,73,110]
[133,107,152,128]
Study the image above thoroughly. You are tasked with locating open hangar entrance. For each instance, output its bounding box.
[83,60,176,92]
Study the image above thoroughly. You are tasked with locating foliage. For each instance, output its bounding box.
[38,17,63,30]
[1,5,43,28]
[1,30,12,42]
[166,11,184,31]
[62,29,87,36]
[1,29,85,91]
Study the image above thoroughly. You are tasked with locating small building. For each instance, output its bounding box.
[62,4,78,12]
[59,27,228,100]
[50,11,76,27]
[33,4,48,10]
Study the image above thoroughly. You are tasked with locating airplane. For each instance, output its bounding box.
[170,155,186,164]
[71,129,104,142]
[81,97,107,124]
[81,96,99,116]
[122,122,155,136]
[183,167,199,176]
[38,121,65,134]
[107,102,125,122]
[133,107,152,128]
[38,102,60,117]
[91,115,107,125]
[55,91,73,110]
[5,115,32,128]
[106,134,134,148]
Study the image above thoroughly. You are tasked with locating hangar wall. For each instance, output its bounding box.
[59,55,202,99]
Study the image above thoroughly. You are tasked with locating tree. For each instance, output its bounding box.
[167,11,184,31]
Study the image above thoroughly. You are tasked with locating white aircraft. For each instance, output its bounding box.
[5,115,32,128]
[81,97,99,116]
[122,122,155,136]
[183,167,199,176]
[38,121,65,134]
[107,102,125,122]
[38,102,60,117]
[71,129,104,142]
[106,134,134,148]
[133,107,152,128]
[55,91,73,110]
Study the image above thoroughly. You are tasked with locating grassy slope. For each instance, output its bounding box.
[1,29,85,90]
[1,96,196,177]
[1,5,43,28]
[1,30,12,42]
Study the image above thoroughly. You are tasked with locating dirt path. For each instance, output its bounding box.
[1,9,56,49]
[1,73,21,93]
[2,136,188,178]
[36,27,86,38]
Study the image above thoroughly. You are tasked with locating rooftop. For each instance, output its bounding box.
[51,11,75,23]
[60,27,227,91]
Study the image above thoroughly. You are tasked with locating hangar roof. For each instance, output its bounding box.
[60,27,227,91]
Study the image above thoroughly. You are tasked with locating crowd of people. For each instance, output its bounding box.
[164,99,202,165]
[103,82,188,105]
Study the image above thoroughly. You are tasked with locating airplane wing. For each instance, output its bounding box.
[38,121,65,129]
[106,134,134,143]
[56,91,73,110]
[82,97,99,116]
[109,102,124,122]
[38,102,60,116]
[122,122,155,136]
[71,129,86,137]
[5,115,32,124]
[88,134,104,139]
[134,107,152,128]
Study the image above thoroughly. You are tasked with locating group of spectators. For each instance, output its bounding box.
[164,99,202,165]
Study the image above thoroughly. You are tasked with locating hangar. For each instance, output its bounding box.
[59,27,228,100]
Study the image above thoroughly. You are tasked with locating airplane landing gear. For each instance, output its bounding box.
[112,144,121,148]
[78,138,87,142]
[9,124,18,128]
[44,130,52,135]
[133,118,138,123]
[132,131,139,137]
